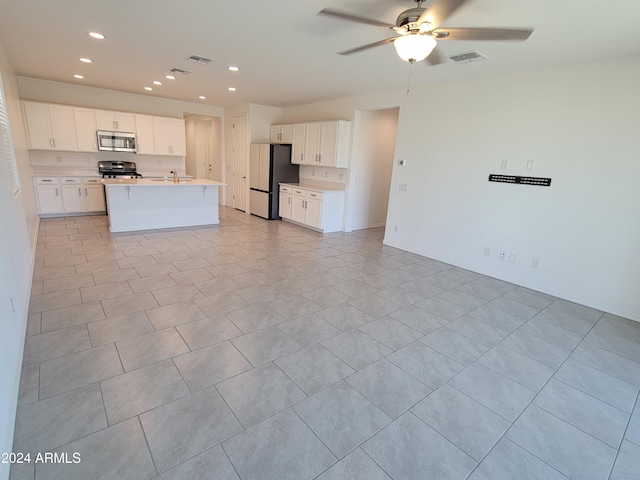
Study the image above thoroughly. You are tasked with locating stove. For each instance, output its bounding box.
[98,161,143,179]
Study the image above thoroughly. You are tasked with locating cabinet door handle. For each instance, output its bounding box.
[301,154,304,162]
[55,188,59,196]
[78,188,81,196]
[84,188,88,196]
[52,138,57,147]
[93,140,97,150]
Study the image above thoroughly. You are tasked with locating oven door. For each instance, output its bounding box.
[97,131,137,152]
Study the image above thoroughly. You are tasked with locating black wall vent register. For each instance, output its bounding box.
[488,174,552,187]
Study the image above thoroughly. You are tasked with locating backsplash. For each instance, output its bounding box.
[29,151,185,176]
[299,165,348,186]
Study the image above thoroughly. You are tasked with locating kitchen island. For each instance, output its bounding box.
[102,178,225,232]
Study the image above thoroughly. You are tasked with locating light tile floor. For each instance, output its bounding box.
[11,207,640,480]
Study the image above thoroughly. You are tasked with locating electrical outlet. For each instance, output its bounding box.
[501,159,509,169]
[484,247,491,257]
[531,258,540,269]
[499,251,507,261]
[509,253,518,263]
[338,173,344,180]
[399,184,408,192]
[393,225,399,232]
[311,170,315,177]
[56,156,62,164]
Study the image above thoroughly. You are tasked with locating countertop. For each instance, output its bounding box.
[102,178,225,187]
[279,182,346,192]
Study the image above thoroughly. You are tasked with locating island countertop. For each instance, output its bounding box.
[102,178,225,187]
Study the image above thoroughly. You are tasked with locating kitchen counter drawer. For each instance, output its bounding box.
[35,176,60,185]
[60,176,82,185]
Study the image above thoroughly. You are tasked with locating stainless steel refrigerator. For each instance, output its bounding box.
[249,143,299,219]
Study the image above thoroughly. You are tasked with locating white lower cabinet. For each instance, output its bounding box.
[83,178,106,212]
[279,186,293,219]
[34,176,105,216]
[279,184,345,233]
[34,177,64,214]
[291,189,307,224]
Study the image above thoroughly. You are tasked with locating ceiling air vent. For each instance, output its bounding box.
[169,67,191,75]
[188,55,212,64]
[449,50,488,64]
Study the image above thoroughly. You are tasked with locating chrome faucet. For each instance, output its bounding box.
[170,170,179,183]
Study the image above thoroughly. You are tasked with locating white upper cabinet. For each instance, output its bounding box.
[318,121,350,168]
[153,117,186,156]
[135,114,155,155]
[291,124,306,165]
[304,122,322,165]
[271,124,293,144]
[23,101,78,151]
[73,107,98,152]
[23,101,186,156]
[289,120,350,168]
[95,110,135,132]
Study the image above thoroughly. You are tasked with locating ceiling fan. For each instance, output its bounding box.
[318,0,534,64]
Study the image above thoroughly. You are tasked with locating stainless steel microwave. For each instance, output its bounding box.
[96,130,137,152]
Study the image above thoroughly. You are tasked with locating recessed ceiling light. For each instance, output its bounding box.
[228,87,237,92]
[228,66,239,72]
[79,57,92,63]
[165,75,175,80]
[198,96,206,100]
[73,74,84,79]
[153,81,162,85]
[144,87,153,91]
[89,32,105,39]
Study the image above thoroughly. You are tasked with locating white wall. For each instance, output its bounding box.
[385,55,640,320]
[249,104,281,143]
[0,47,38,480]
[347,108,399,230]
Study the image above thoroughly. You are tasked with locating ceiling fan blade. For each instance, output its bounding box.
[318,8,396,29]
[338,37,397,55]
[417,0,469,30]
[424,46,445,65]
[434,27,534,41]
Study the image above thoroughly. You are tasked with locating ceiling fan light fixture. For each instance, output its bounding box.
[393,34,436,62]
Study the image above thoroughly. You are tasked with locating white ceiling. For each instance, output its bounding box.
[1,0,639,108]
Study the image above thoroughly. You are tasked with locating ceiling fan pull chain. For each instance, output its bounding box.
[406,61,415,96]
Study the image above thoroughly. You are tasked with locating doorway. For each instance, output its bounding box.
[346,107,399,231]
[184,114,223,201]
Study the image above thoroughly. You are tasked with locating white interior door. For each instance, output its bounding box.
[232,114,248,212]
[206,122,216,182]
[195,122,207,179]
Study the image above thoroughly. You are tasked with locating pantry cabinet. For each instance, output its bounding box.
[23,102,78,151]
